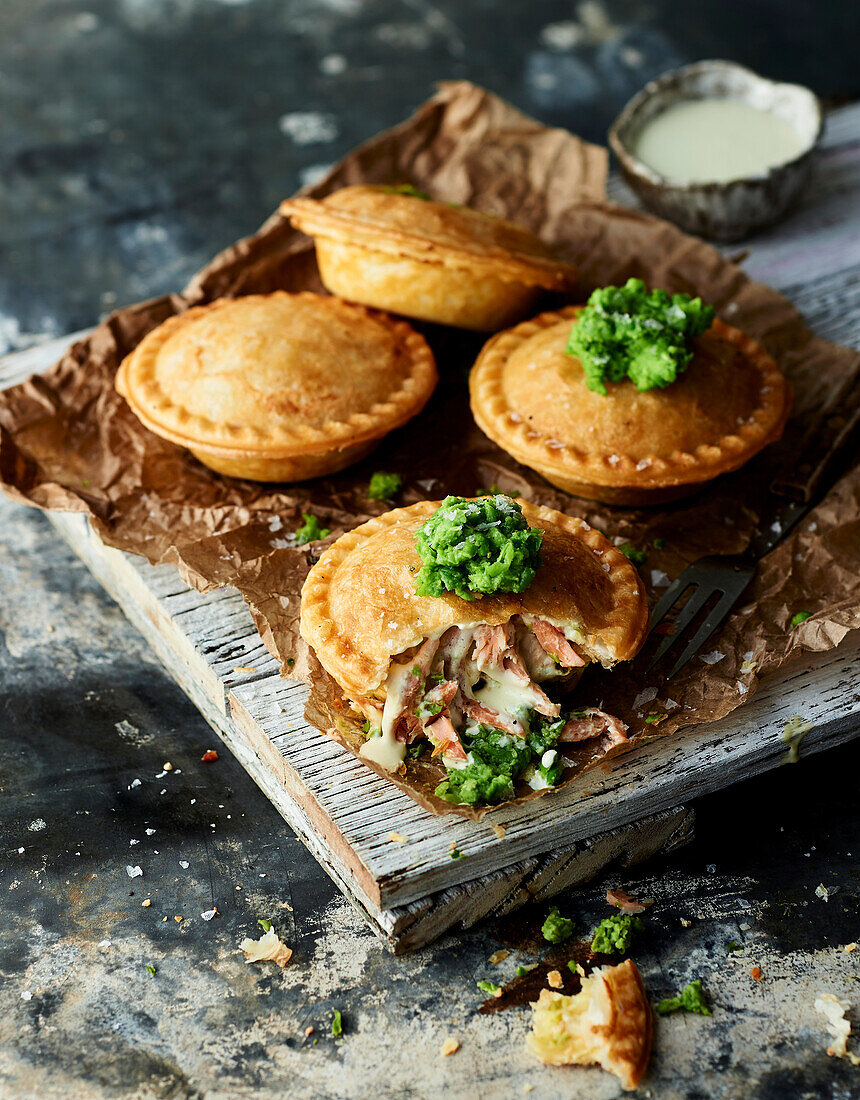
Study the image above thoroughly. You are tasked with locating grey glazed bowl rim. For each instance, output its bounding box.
[608,59,824,193]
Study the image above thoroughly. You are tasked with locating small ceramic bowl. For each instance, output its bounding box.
[609,60,823,241]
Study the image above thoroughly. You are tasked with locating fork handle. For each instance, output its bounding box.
[746,495,811,559]
[748,393,860,559]
[771,400,860,503]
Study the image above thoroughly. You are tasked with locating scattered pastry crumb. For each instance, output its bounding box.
[527,960,651,1091]
[141,898,151,907]
[491,824,507,839]
[680,918,692,928]
[815,994,860,1065]
[844,943,857,954]
[489,950,510,965]
[174,915,183,923]
[163,762,173,771]
[241,927,293,967]
[233,666,257,674]
[440,1038,460,1057]
[546,970,563,989]
[388,832,408,843]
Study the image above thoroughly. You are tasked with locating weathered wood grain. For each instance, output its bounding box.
[30,505,692,948]
[228,640,860,908]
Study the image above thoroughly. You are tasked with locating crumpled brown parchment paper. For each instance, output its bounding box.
[1,81,858,818]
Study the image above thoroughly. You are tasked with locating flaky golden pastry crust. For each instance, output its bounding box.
[300,499,647,699]
[116,292,437,482]
[280,186,578,331]
[527,959,652,1091]
[470,306,791,504]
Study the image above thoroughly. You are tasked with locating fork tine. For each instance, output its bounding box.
[665,584,752,680]
[647,583,712,671]
[649,572,696,632]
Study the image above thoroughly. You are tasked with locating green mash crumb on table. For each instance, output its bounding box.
[591,912,643,954]
[565,277,716,395]
[619,544,646,565]
[414,495,543,601]
[367,471,402,501]
[655,979,712,1016]
[294,513,331,545]
[541,906,575,944]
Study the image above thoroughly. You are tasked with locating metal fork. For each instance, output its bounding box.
[645,406,860,680]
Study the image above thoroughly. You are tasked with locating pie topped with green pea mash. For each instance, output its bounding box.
[470,279,791,506]
[300,496,647,810]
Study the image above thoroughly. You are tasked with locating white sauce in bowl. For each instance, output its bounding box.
[633,99,806,184]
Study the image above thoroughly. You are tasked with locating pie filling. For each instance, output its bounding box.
[353,615,627,805]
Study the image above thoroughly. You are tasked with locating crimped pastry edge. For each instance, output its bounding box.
[469,306,792,489]
[116,292,438,458]
[300,498,649,699]
[280,197,578,291]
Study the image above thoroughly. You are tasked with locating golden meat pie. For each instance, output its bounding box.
[527,959,652,1091]
[300,499,647,791]
[280,185,578,332]
[115,292,437,482]
[470,305,791,505]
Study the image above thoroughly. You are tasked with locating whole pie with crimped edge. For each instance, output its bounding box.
[470,305,791,505]
[116,291,437,483]
[300,498,647,797]
[280,185,578,332]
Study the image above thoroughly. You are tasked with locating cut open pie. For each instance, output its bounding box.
[280,185,578,332]
[527,959,652,1091]
[116,292,437,482]
[470,305,791,505]
[300,499,647,799]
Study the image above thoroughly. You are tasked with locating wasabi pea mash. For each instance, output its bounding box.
[414,495,543,601]
[565,278,716,395]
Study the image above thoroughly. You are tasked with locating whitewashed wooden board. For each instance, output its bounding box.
[2,103,859,950]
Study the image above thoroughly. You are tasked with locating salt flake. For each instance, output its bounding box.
[632,687,658,709]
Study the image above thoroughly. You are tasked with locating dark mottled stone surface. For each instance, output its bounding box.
[1,2,859,1096]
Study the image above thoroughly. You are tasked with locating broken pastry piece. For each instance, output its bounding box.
[116,292,437,482]
[470,280,791,505]
[527,959,652,1091]
[281,185,577,332]
[300,496,647,807]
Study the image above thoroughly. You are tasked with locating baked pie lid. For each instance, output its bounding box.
[116,292,437,458]
[280,185,578,290]
[300,498,647,699]
[470,306,791,489]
